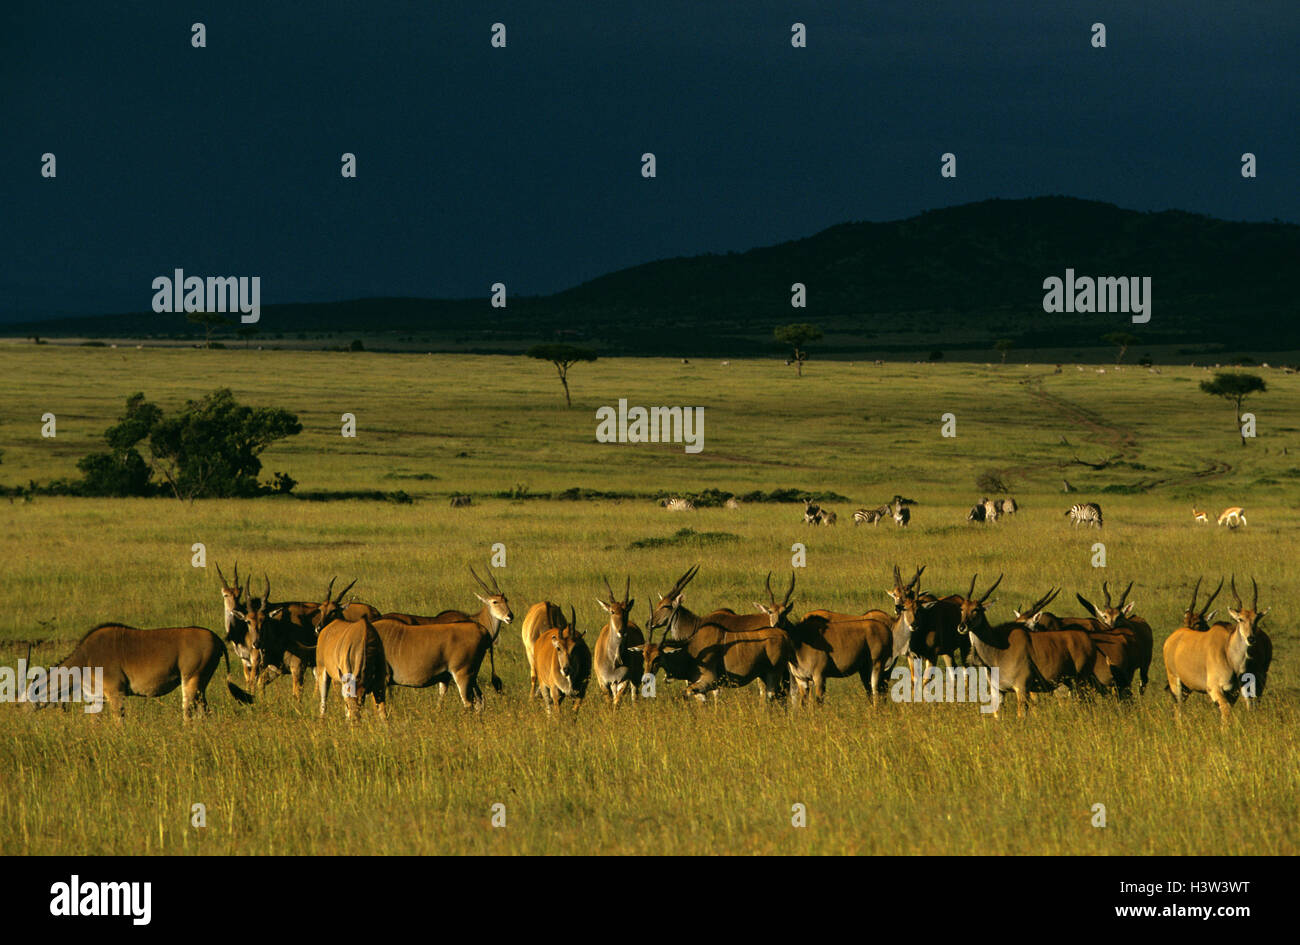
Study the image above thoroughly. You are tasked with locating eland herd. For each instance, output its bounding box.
[25,560,1275,725]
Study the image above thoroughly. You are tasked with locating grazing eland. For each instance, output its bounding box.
[32,623,253,721]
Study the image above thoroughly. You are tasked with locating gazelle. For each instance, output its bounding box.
[1217,506,1246,528]
[1164,576,1271,721]
[1192,507,1209,523]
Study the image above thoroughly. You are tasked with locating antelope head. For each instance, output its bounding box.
[1077,580,1136,629]
[633,596,686,677]
[596,574,633,641]
[1181,577,1223,631]
[549,607,585,696]
[216,561,245,615]
[887,564,925,613]
[312,576,358,632]
[754,571,796,628]
[470,564,513,627]
[1226,575,1268,643]
[956,573,1002,635]
[1014,587,1061,630]
[650,564,699,630]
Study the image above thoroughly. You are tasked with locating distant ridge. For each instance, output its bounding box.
[9,197,1298,355]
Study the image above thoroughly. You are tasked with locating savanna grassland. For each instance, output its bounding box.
[0,344,1297,855]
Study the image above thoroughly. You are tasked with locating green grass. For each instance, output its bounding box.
[0,345,1296,854]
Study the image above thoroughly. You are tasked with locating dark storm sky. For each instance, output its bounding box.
[1,1,1295,320]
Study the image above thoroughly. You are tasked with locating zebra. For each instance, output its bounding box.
[816,508,838,526]
[892,505,910,527]
[449,494,472,507]
[664,497,696,511]
[1065,502,1103,528]
[803,500,822,524]
[853,506,889,525]
[981,497,1000,522]
[996,497,1018,516]
[967,502,987,523]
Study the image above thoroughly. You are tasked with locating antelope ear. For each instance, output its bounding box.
[1204,610,1218,624]
[475,593,490,605]
[752,601,766,612]
[921,600,938,610]
[596,599,611,612]
[1013,610,1023,619]
[627,644,646,654]
[1260,608,1270,617]
[1227,609,1241,621]
[1122,602,1135,615]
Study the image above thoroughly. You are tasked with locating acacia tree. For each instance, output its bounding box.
[527,344,597,407]
[994,338,1014,364]
[187,311,231,348]
[1200,372,1267,447]
[774,323,822,376]
[1102,331,1140,364]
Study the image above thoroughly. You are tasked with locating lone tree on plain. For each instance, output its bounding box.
[186,311,231,349]
[774,323,822,377]
[994,338,1014,364]
[527,343,597,407]
[1200,372,1267,447]
[1102,331,1140,364]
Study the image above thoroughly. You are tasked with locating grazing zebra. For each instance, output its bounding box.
[664,497,695,512]
[817,508,837,526]
[803,500,822,524]
[449,494,472,507]
[981,497,1000,522]
[853,506,889,525]
[996,497,1018,516]
[967,503,987,523]
[1065,502,1103,528]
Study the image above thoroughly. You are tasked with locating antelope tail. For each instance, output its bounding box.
[221,644,255,705]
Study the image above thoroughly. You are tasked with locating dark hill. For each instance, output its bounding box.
[11,197,1297,356]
